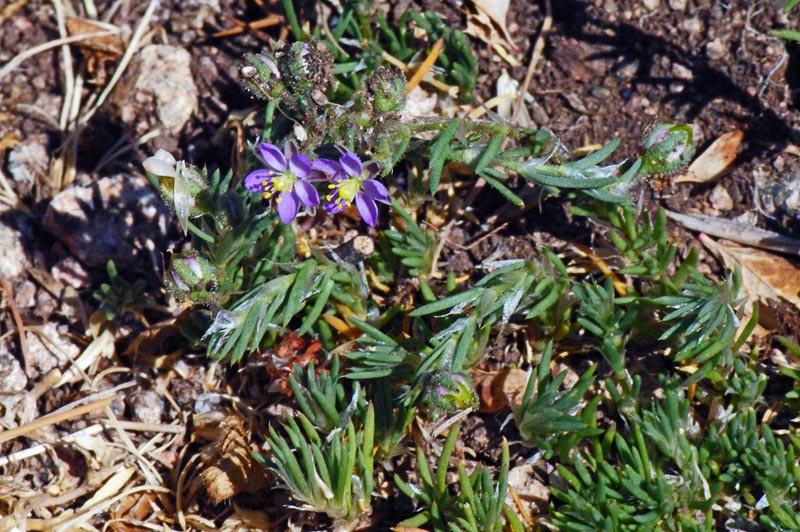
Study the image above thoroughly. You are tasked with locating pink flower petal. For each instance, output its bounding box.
[324,192,347,214]
[363,161,381,178]
[355,193,378,227]
[258,142,286,171]
[312,158,344,179]
[244,169,273,192]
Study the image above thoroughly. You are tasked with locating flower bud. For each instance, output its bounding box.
[368,67,407,115]
[241,50,286,100]
[639,123,695,177]
[166,252,219,306]
[424,371,477,416]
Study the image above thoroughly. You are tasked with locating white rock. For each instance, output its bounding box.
[0,221,29,281]
[709,185,734,212]
[126,45,197,134]
[0,353,27,393]
[8,135,48,195]
[25,322,81,380]
[43,173,171,268]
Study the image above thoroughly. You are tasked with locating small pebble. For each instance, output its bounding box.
[669,0,687,11]
[127,390,165,425]
[682,17,703,35]
[0,353,27,393]
[14,280,36,308]
[672,63,693,81]
[710,185,734,212]
[643,0,659,9]
[706,38,726,61]
[591,86,612,99]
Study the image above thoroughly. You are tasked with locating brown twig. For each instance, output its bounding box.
[0,274,30,371]
[212,14,283,38]
[512,0,552,126]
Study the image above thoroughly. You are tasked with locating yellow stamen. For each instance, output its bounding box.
[338,179,360,201]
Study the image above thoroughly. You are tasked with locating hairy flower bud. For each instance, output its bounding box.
[639,123,695,177]
[424,371,478,417]
[368,67,407,115]
[166,252,219,307]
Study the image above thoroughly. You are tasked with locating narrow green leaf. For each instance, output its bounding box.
[429,119,461,195]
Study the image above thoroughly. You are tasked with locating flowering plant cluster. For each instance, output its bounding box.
[243,140,390,227]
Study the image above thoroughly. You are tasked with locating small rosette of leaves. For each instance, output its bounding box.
[257,404,375,524]
[395,427,524,532]
[513,341,600,455]
[289,357,365,434]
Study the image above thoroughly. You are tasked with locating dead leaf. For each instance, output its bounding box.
[470,0,515,46]
[465,0,520,66]
[110,492,160,532]
[700,234,800,309]
[474,368,529,413]
[677,129,743,183]
[219,504,272,531]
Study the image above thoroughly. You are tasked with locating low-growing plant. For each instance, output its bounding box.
[135,3,800,527]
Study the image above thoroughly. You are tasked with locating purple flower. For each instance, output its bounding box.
[313,152,389,227]
[244,142,320,223]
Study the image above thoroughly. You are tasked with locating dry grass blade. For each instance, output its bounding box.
[0,275,30,370]
[0,395,113,444]
[0,30,114,82]
[405,38,444,94]
[0,424,104,467]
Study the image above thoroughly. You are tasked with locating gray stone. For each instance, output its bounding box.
[0,220,29,281]
[25,322,81,380]
[127,390,165,425]
[709,185,734,212]
[7,135,48,197]
[0,353,27,393]
[118,45,197,135]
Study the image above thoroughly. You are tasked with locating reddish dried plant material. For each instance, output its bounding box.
[259,333,323,396]
[110,492,160,532]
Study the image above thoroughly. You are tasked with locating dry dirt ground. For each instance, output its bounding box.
[1,0,799,530]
